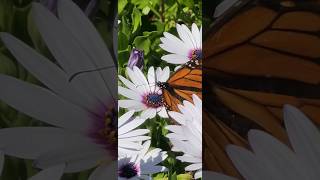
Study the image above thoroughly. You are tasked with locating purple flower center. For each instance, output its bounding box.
[143,92,163,108]
[89,106,117,158]
[189,49,202,62]
[118,162,140,178]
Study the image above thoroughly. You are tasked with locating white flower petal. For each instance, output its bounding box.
[118,100,144,110]
[0,127,96,160]
[284,105,320,178]
[176,24,194,49]
[141,108,156,119]
[203,171,238,180]
[161,54,189,64]
[0,75,90,131]
[58,0,117,99]
[227,145,273,180]
[29,164,65,180]
[0,33,94,110]
[118,117,146,135]
[118,110,135,128]
[118,86,141,100]
[35,146,107,173]
[89,162,117,180]
[192,23,201,48]
[248,130,307,179]
[32,3,114,104]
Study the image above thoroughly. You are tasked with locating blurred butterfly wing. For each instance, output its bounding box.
[204,0,320,177]
[204,110,247,178]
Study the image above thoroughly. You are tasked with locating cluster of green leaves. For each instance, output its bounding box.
[118,0,201,72]
[0,0,115,179]
[118,0,201,179]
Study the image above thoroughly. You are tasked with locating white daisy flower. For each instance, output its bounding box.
[118,110,150,158]
[160,23,202,65]
[166,94,202,179]
[118,140,168,180]
[0,1,120,179]
[119,66,169,119]
[206,105,320,180]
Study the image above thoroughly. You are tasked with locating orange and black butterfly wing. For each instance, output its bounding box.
[204,0,320,177]
[162,65,202,112]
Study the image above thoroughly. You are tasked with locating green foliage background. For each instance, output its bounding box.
[118,0,201,179]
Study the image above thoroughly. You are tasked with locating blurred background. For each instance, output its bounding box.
[0,0,116,179]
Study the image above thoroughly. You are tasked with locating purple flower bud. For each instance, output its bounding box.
[128,48,144,70]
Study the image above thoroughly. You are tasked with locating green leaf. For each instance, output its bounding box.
[118,49,130,67]
[118,31,129,51]
[133,35,151,55]
[131,7,142,33]
[0,52,16,76]
[27,12,45,53]
[142,6,150,15]
[177,0,194,7]
[177,173,193,180]
[153,172,168,180]
[118,0,127,14]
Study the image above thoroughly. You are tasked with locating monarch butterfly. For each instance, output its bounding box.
[157,60,202,112]
[204,0,320,178]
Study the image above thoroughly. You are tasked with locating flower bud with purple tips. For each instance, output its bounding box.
[128,48,144,70]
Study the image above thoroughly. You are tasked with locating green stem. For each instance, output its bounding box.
[149,6,161,19]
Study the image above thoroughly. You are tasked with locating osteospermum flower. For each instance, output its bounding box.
[119,66,169,119]
[118,140,168,180]
[118,110,150,157]
[0,1,121,179]
[208,105,320,180]
[160,23,202,65]
[166,94,202,179]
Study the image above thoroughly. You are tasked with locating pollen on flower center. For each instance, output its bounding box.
[189,49,202,62]
[118,162,140,178]
[143,92,163,108]
[89,106,117,158]
[99,108,117,146]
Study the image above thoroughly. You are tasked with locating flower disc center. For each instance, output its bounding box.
[89,106,117,158]
[118,162,140,178]
[189,49,202,61]
[143,92,163,108]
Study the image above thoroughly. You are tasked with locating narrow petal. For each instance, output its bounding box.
[0,33,94,109]
[58,0,117,99]
[0,127,96,160]
[88,162,117,180]
[35,145,107,173]
[284,105,320,177]
[226,145,273,180]
[29,164,65,180]
[141,109,156,119]
[0,75,90,131]
[203,171,238,180]
[32,3,113,105]
[118,100,144,110]
[118,86,141,100]
[248,130,307,179]
[118,110,135,128]
[118,117,146,135]
[161,54,189,64]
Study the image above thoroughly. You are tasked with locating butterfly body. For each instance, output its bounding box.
[157,62,202,112]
